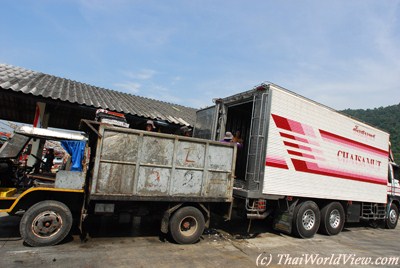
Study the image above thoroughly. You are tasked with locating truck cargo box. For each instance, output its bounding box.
[89,125,236,202]
[263,86,389,203]
[195,83,390,204]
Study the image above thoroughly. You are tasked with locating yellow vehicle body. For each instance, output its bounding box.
[0,187,84,213]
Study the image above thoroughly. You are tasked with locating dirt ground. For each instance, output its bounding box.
[0,212,399,268]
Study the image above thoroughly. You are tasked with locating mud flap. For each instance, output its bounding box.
[199,203,210,228]
[79,208,88,242]
[273,199,298,234]
[160,203,183,234]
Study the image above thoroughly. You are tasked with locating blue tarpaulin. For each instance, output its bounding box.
[60,140,86,172]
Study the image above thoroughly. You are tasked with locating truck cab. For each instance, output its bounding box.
[387,161,400,228]
[0,126,88,246]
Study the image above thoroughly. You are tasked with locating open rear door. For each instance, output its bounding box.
[245,91,269,191]
[194,104,221,141]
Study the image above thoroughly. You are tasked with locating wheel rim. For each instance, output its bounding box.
[389,209,397,225]
[329,209,341,229]
[179,216,198,237]
[302,209,316,230]
[31,211,63,238]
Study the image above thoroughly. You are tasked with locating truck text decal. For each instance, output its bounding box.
[337,150,382,167]
[353,125,376,139]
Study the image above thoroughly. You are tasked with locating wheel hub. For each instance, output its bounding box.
[329,209,341,228]
[32,211,63,238]
[302,209,316,230]
[389,209,397,224]
[179,216,198,237]
[182,221,191,229]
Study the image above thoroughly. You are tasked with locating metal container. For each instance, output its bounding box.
[89,125,236,203]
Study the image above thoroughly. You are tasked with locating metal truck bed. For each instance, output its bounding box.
[89,125,236,202]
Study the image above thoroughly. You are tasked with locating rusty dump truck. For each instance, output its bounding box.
[0,120,236,246]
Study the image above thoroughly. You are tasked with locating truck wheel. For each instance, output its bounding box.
[292,201,320,238]
[20,200,73,247]
[169,206,205,244]
[319,202,345,235]
[385,203,398,229]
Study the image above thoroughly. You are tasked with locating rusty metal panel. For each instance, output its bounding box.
[175,141,205,169]
[170,170,203,196]
[97,162,136,194]
[141,136,174,165]
[90,125,236,202]
[208,145,233,171]
[206,172,231,197]
[101,130,139,162]
[92,129,139,195]
[55,171,85,190]
[137,167,171,195]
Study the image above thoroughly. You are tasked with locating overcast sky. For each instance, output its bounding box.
[1,0,399,110]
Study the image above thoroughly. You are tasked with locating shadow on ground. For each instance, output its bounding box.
[0,215,21,238]
[0,211,387,245]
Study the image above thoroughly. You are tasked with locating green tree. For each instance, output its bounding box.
[342,103,400,161]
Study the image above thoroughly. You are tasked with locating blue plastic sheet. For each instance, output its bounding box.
[60,140,86,172]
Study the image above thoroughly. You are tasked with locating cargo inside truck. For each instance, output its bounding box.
[225,101,253,183]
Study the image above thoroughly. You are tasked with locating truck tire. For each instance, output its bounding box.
[20,200,73,247]
[292,201,320,238]
[169,206,205,244]
[385,203,398,229]
[319,202,345,236]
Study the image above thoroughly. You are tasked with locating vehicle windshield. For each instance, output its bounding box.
[0,133,30,159]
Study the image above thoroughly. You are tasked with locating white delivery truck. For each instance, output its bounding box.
[194,83,399,238]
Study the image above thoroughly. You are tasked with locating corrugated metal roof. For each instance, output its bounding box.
[0,63,196,126]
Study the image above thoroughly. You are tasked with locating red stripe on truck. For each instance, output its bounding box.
[287,150,316,160]
[265,156,289,169]
[291,159,386,185]
[266,162,289,169]
[272,114,316,137]
[280,132,309,144]
[284,141,314,152]
[319,129,388,157]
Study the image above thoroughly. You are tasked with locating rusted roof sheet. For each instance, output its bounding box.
[0,63,196,126]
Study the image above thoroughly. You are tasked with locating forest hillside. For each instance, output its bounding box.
[342,103,400,161]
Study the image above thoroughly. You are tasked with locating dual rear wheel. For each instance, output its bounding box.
[292,201,344,238]
[319,202,345,236]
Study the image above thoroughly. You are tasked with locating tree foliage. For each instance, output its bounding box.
[342,103,400,162]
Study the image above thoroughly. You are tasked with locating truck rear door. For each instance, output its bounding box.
[194,104,222,141]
